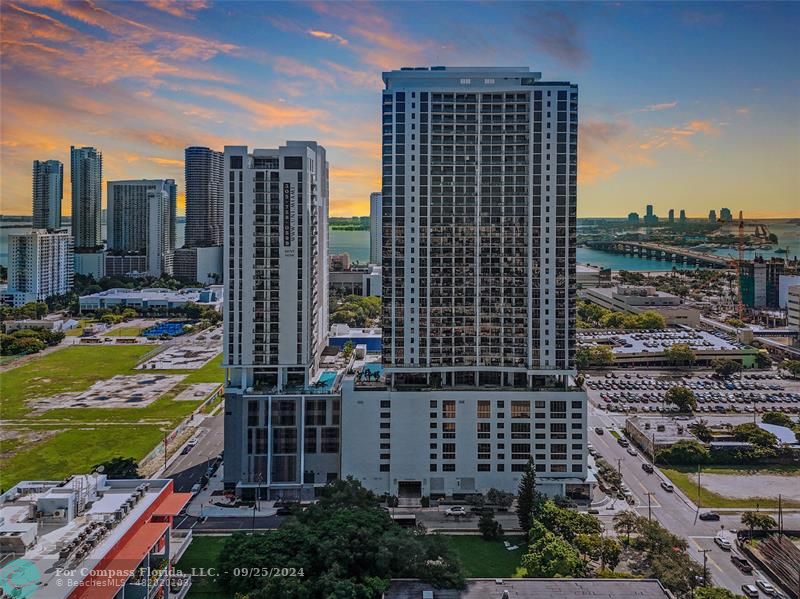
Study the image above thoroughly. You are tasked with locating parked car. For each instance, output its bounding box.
[617,437,630,448]
[444,506,467,517]
[660,481,674,492]
[190,483,201,495]
[641,463,654,474]
[755,579,776,596]
[741,584,759,599]
[731,555,754,574]
[626,447,638,456]
[699,511,720,521]
[714,536,732,551]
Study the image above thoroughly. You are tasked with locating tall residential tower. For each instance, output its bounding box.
[70,146,102,250]
[106,179,176,277]
[32,160,63,230]
[223,142,332,495]
[184,147,224,247]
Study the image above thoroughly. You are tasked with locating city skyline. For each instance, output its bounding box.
[1,1,798,219]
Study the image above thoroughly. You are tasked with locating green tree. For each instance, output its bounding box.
[612,510,641,543]
[599,538,622,571]
[712,359,742,378]
[516,458,543,534]
[650,550,705,597]
[664,385,697,412]
[600,311,628,328]
[632,311,667,329]
[664,343,696,368]
[342,340,354,359]
[754,350,771,369]
[478,512,503,540]
[218,479,466,596]
[725,317,746,328]
[576,345,614,369]
[689,419,713,443]
[740,511,776,539]
[733,423,777,447]
[539,500,602,542]
[573,533,601,564]
[762,411,794,428]
[656,440,709,465]
[520,531,583,578]
[94,457,139,478]
[781,359,800,378]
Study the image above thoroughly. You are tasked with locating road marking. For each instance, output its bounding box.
[689,537,725,575]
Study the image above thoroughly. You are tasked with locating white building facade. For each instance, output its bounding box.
[6,229,74,306]
[223,142,332,496]
[107,179,176,277]
[370,191,382,265]
[32,159,63,230]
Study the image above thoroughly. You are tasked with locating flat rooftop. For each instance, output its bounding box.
[385,578,672,599]
[0,476,176,598]
[578,329,751,355]
[627,415,699,445]
[80,287,214,301]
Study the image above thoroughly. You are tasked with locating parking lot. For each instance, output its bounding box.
[585,371,800,415]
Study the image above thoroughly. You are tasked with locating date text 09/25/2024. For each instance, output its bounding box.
[179,567,305,578]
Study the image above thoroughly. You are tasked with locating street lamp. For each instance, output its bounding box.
[251,473,263,533]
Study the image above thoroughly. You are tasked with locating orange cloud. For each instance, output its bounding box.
[308,29,348,45]
[143,0,209,18]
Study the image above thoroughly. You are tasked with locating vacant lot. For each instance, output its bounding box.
[661,465,800,508]
[107,326,143,337]
[0,345,223,488]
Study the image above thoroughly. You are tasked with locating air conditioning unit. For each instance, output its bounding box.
[54,509,67,519]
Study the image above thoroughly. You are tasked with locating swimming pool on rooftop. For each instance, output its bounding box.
[363,363,383,377]
[314,370,338,391]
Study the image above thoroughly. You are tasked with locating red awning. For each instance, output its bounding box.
[153,492,192,517]
[72,521,170,599]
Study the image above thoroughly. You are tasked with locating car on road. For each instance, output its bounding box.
[660,481,674,492]
[444,506,467,517]
[190,483,201,495]
[714,536,732,551]
[755,579,776,596]
[617,437,630,448]
[594,427,604,434]
[180,444,193,455]
[699,511,720,521]
[626,447,638,456]
[741,584,759,599]
[641,463,654,474]
[731,555,754,574]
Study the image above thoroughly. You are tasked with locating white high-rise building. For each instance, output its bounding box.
[70,146,102,251]
[379,67,578,387]
[107,179,176,277]
[6,229,74,307]
[369,191,382,265]
[339,67,588,501]
[223,142,333,496]
[32,160,63,230]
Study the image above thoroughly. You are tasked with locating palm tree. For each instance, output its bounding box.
[613,510,640,543]
[741,512,776,541]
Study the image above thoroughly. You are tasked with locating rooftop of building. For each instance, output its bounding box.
[79,285,223,302]
[578,329,752,355]
[626,415,699,445]
[384,578,673,599]
[585,285,679,300]
[0,476,190,598]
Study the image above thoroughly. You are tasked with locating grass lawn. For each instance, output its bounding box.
[176,535,227,598]
[660,466,800,509]
[0,345,221,489]
[610,430,621,440]
[0,426,165,490]
[0,345,153,419]
[443,535,525,578]
[107,326,143,337]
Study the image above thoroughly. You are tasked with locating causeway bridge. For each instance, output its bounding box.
[585,240,730,269]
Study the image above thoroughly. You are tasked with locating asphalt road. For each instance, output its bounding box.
[589,404,796,595]
[165,411,224,492]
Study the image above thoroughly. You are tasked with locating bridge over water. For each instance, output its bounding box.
[585,240,730,269]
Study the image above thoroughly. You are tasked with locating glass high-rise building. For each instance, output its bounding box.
[32,160,63,230]
[184,146,224,248]
[70,146,102,251]
[379,67,578,388]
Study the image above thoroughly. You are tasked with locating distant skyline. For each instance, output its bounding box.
[1,1,798,218]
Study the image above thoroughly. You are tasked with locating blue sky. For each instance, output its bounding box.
[1,0,798,217]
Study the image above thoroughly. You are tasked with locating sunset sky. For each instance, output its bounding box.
[1,1,798,218]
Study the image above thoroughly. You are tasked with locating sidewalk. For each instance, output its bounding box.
[185,465,278,519]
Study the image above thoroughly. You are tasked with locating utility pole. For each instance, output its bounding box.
[698,548,711,587]
[164,432,168,470]
[644,492,656,522]
[696,464,701,507]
